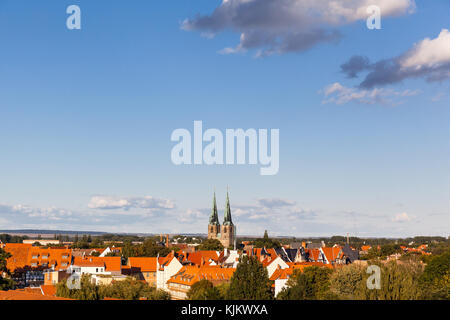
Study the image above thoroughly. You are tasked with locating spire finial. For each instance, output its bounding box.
[223,187,233,226]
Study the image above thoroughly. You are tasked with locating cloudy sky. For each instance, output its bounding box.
[0,0,449,237]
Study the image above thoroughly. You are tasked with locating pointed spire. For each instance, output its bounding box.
[223,189,233,226]
[209,191,219,225]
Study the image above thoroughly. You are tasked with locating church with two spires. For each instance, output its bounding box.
[207,191,235,248]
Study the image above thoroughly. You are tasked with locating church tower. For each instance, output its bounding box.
[207,191,220,240]
[220,191,235,248]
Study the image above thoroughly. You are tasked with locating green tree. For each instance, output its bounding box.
[198,239,224,251]
[419,250,450,299]
[0,248,14,290]
[357,261,423,300]
[99,278,170,300]
[278,266,333,300]
[253,231,281,249]
[187,280,223,300]
[56,274,100,300]
[329,264,365,300]
[226,255,272,300]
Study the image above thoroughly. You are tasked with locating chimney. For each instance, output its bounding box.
[301,241,306,248]
[346,233,349,245]
[160,234,162,242]
[166,234,169,248]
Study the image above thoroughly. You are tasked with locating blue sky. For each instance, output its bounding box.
[0,0,449,237]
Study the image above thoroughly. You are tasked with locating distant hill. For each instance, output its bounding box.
[0,229,108,236]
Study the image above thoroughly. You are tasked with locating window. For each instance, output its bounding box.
[96,268,98,272]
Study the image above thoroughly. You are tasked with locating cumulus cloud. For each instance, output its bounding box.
[182,0,415,56]
[392,212,411,222]
[0,204,74,221]
[321,82,420,105]
[88,196,175,211]
[341,29,450,88]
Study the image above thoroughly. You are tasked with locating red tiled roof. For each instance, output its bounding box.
[168,266,235,286]
[321,247,343,262]
[128,257,158,272]
[0,289,71,300]
[40,285,57,297]
[72,256,121,272]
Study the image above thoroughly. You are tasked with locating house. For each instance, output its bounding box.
[320,246,345,265]
[44,270,70,286]
[3,244,72,287]
[127,257,160,286]
[342,244,360,263]
[183,250,220,267]
[270,267,295,297]
[264,256,290,278]
[167,266,235,300]
[156,252,183,291]
[68,256,122,276]
[219,249,240,268]
[90,274,128,285]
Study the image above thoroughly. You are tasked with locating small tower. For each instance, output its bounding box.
[220,190,235,248]
[208,191,220,240]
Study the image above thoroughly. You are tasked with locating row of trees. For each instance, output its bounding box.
[0,234,28,243]
[56,275,170,300]
[121,239,172,259]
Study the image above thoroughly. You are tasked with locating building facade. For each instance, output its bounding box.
[207,191,235,248]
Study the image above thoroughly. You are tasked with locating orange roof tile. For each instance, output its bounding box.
[168,266,235,286]
[40,285,57,297]
[0,289,71,300]
[128,257,158,272]
[72,256,121,272]
[321,247,343,262]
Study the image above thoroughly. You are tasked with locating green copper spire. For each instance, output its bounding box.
[209,191,219,225]
[223,190,233,226]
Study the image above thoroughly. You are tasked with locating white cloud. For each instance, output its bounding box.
[183,0,415,55]
[401,29,450,70]
[392,212,411,222]
[340,29,450,88]
[0,204,74,221]
[88,195,175,211]
[321,82,420,105]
